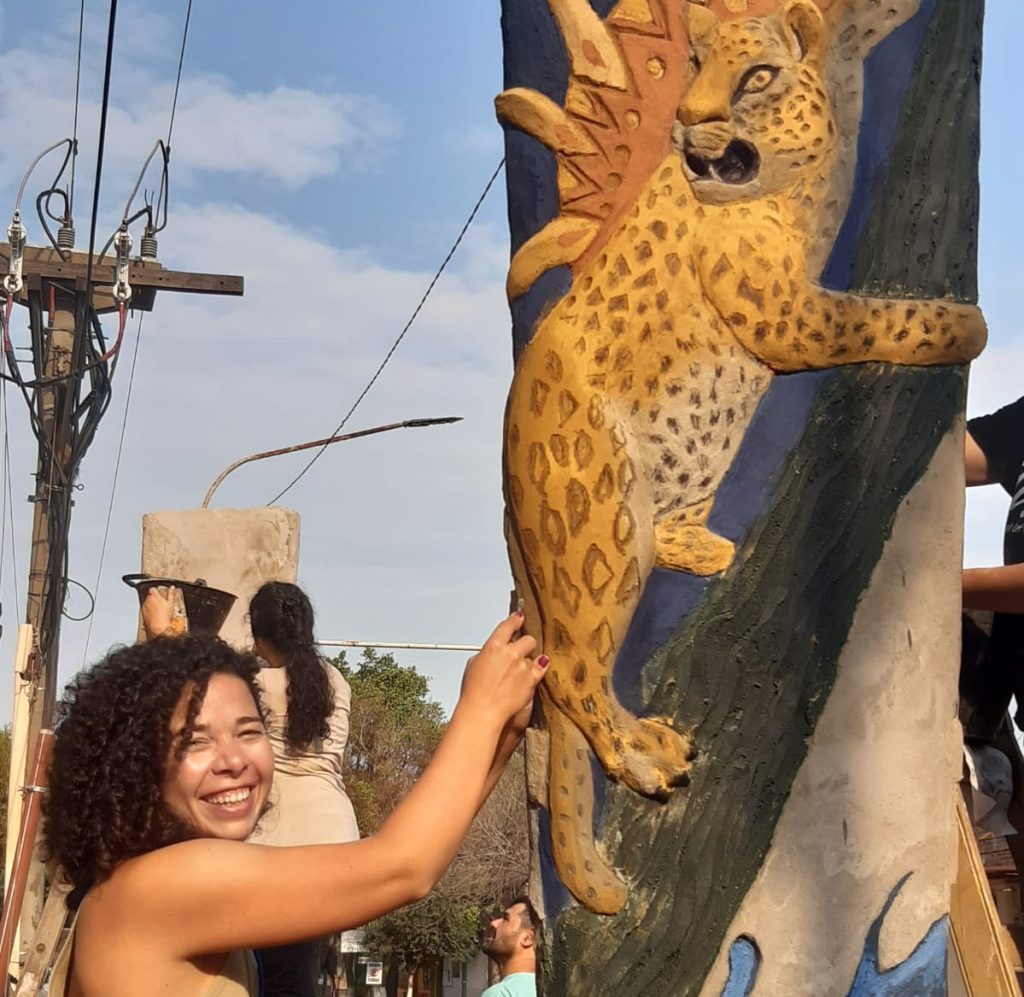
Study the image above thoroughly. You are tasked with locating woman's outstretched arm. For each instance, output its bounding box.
[105,613,543,955]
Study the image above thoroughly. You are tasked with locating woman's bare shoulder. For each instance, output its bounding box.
[84,841,250,920]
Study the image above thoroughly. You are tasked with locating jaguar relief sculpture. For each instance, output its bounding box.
[500,0,986,915]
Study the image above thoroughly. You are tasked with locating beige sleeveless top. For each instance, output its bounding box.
[249,664,359,847]
[48,918,259,997]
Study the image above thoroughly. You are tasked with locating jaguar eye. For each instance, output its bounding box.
[737,65,779,97]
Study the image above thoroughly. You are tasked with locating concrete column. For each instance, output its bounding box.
[140,507,300,648]
[498,1,984,993]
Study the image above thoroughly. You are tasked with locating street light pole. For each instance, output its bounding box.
[201,417,463,508]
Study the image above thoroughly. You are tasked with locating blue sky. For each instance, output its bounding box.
[0,1,1019,720]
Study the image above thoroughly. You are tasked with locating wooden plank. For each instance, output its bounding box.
[993,718,1024,877]
[950,793,1022,997]
[5,627,34,982]
[11,881,71,997]
[0,243,243,297]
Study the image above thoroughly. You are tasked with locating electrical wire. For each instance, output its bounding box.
[82,313,144,665]
[153,0,194,228]
[82,1,188,662]
[35,140,75,256]
[69,0,86,219]
[13,139,72,218]
[266,157,506,506]
[81,0,119,311]
[61,578,96,622]
[168,0,193,147]
[119,142,168,232]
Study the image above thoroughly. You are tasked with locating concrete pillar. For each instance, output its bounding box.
[498,0,985,993]
[140,507,300,648]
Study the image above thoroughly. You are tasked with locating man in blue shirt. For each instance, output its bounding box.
[481,897,538,996]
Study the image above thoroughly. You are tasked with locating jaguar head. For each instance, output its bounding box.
[672,0,837,204]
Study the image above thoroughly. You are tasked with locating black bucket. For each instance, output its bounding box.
[123,574,238,636]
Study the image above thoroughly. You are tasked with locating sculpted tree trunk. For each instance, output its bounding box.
[498,0,985,994]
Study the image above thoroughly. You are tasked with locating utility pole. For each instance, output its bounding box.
[23,292,75,735]
[0,238,243,943]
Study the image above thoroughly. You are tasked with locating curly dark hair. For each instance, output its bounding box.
[249,582,334,752]
[43,634,263,908]
[509,895,539,931]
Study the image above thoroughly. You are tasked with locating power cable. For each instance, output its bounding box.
[82,1,189,662]
[81,0,119,307]
[82,313,143,665]
[153,0,194,226]
[69,0,86,218]
[168,0,194,147]
[266,157,506,506]
[82,2,189,660]
[62,578,96,622]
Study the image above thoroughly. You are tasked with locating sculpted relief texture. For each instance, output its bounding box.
[500,0,985,922]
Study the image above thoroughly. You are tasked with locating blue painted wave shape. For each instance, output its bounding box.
[721,874,947,997]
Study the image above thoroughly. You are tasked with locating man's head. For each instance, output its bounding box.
[482,896,538,971]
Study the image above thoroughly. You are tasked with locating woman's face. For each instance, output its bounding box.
[162,674,274,840]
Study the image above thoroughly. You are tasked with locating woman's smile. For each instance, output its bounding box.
[163,674,274,840]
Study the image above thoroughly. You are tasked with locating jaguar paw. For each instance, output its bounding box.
[614,717,693,800]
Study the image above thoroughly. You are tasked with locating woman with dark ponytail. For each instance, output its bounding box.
[247,581,359,996]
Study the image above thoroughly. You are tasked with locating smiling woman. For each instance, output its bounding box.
[41,616,545,997]
[44,636,268,910]
[161,672,275,842]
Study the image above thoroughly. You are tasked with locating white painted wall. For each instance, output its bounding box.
[440,954,491,997]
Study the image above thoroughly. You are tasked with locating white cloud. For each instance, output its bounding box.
[167,81,399,186]
[0,5,400,209]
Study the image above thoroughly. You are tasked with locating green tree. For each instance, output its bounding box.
[362,892,481,976]
[332,648,446,835]
[331,650,529,990]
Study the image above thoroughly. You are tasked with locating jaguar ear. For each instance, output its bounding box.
[685,2,720,60]
[781,0,828,68]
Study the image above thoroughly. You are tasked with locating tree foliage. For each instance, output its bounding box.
[363,892,481,974]
[331,650,529,977]
[439,750,529,913]
[331,648,446,835]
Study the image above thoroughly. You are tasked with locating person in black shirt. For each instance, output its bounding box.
[962,395,1024,736]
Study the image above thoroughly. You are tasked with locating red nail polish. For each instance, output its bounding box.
[538,655,550,668]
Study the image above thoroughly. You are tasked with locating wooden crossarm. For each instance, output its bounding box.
[0,242,243,298]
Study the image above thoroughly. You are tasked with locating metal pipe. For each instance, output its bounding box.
[316,640,482,653]
[0,730,55,978]
[201,417,462,509]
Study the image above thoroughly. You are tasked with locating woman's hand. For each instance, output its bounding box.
[458,612,546,730]
[141,586,184,639]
